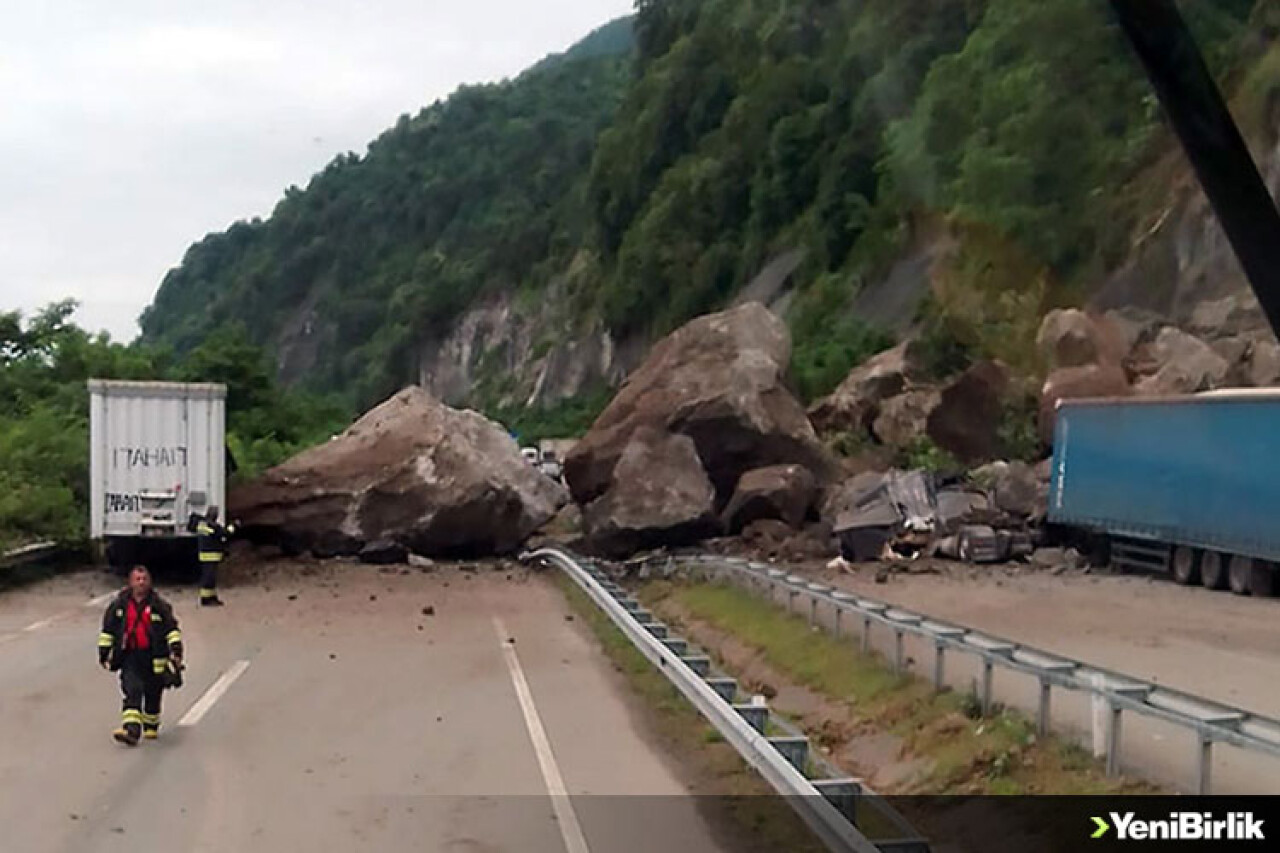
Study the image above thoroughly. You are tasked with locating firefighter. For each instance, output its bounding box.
[196,506,236,607]
[98,565,183,745]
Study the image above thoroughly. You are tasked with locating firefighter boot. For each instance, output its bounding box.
[142,713,160,740]
[114,710,142,745]
[113,724,141,746]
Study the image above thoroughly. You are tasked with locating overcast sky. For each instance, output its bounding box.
[0,0,632,341]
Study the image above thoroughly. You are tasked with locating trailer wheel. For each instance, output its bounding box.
[1200,551,1228,590]
[1228,555,1255,596]
[1251,562,1278,598]
[1171,546,1201,585]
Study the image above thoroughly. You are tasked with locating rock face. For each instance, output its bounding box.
[808,342,920,433]
[565,303,834,508]
[581,428,718,558]
[230,387,567,557]
[872,389,940,448]
[1133,327,1229,396]
[721,464,817,533]
[1039,363,1131,444]
[927,360,1011,463]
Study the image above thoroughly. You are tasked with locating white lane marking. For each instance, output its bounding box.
[23,617,58,632]
[86,591,117,608]
[178,660,251,727]
[493,616,590,853]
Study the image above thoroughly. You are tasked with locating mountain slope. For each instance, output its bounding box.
[141,20,635,407]
[141,2,1272,417]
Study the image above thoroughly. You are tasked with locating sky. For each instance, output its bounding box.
[0,0,633,342]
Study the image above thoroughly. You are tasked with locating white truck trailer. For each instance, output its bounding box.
[88,380,227,573]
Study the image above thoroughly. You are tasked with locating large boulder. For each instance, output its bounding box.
[1249,340,1280,387]
[872,389,940,448]
[582,428,719,557]
[565,303,834,507]
[808,342,920,434]
[926,361,1012,463]
[1188,294,1267,340]
[721,464,817,533]
[1036,309,1127,371]
[972,461,1044,519]
[1039,363,1131,445]
[1133,327,1229,396]
[230,387,567,558]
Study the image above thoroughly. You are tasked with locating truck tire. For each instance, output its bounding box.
[1251,562,1278,598]
[1228,555,1254,596]
[1171,546,1201,585]
[1200,550,1228,590]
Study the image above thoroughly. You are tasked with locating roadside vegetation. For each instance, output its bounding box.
[0,301,348,554]
[640,580,1158,797]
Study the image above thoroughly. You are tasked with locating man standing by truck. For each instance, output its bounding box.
[196,506,235,607]
[98,566,183,745]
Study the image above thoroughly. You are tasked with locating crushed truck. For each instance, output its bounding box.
[1048,391,1279,597]
[88,380,228,575]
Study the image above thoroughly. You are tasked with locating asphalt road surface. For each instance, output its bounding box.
[0,562,735,853]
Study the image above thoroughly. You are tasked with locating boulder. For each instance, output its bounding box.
[1039,363,1131,445]
[809,341,921,434]
[1037,309,1095,368]
[872,389,940,448]
[565,303,834,507]
[1188,294,1267,340]
[581,427,719,558]
[1133,327,1229,396]
[927,361,1011,463]
[230,387,567,558]
[358,539,409,565]
[1103,307,1162,355]
[721,464,817,533]
[992,461,1043,518]
[1249,340,1280,387]
[1211,336,1253,386]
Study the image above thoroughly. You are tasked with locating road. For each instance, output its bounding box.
[0,562,734,853]
[816,564,1280,794]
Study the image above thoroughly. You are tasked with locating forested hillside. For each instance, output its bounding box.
[141,1,1275,412]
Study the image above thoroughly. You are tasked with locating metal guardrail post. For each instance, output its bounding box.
[1196,735,1213,795]
[981,660,995,716]
[1038,679,1052,738]
[861,616,872,655]
[1107,704,1123,777]
[893,630,905,675]
[834,607,843,638]
[933,642,946,690]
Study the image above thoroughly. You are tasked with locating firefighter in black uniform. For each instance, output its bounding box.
[98,565,183,745]
[196,506,235,607]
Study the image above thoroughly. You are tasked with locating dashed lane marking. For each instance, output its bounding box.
[178,659,251,727]
[494,616,590,853]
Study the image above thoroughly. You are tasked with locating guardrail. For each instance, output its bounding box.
[524,546,928,853]
[636,553,1280,796]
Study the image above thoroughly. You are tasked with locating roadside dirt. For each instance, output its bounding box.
[652,596,934,792]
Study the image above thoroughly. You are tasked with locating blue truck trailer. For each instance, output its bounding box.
[1048,391,1279,597]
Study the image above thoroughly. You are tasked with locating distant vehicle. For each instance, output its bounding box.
[520,446,564,483]
[88,380,227,575]
[538,449,564,483]
[1048,391,1279,597]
